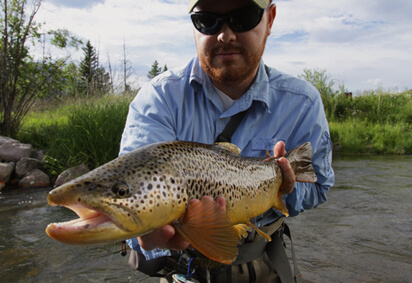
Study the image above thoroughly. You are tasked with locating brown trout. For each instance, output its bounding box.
[46,141,316,264]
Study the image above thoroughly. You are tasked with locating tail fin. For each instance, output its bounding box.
[285,142,317,183]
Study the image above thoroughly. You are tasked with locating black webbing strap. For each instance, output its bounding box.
[216,110,248,143]
[215,65,270,143]
[267,223,303,283]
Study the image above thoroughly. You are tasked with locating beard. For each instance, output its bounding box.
[199,36,267,86]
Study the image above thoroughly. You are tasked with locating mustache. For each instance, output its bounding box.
[211,43,244,56]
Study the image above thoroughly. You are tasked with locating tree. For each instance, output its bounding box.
[79,40,98,94]
[147,60,162,79]
[79,40,110,96]
[299,68,340,120]
[0,0,43,137]
[0,0,82,136]
[122,39,134,94]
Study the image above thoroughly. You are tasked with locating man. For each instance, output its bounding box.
[120,0,334,282]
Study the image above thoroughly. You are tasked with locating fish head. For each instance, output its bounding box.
[46,150,188,245]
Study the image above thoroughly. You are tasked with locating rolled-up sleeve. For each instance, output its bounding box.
[120,82,177,156]
[285,94,335,216]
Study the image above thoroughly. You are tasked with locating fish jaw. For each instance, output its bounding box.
[45,173,188,245]
[46,194,146,245]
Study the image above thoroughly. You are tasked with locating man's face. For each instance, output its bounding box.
[193,0,275,88]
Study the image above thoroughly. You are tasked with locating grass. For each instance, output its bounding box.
[18,95,133,175]
[327,91,411,155]
[329,119,412,155]
[16,90,411,175]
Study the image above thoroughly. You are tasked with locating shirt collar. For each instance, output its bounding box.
[189,57,271,115]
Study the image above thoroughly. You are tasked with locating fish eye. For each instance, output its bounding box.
[111,181,130,198]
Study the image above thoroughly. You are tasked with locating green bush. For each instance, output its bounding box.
[18,95,133,174]
[329,119,411,154]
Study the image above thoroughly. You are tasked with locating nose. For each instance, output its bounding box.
[217,23,236,43]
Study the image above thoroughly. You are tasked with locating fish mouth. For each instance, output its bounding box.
[46,195,128,245]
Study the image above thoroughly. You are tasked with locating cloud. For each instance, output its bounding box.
[35,0,412,92]
[44,0,106,9]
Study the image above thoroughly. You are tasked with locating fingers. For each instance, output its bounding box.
[138,224,190,251]
[138,225,182,251]
[273,141,286,158]
[215,196,226,211]
[273,141,295,195]
[278,157,295,195]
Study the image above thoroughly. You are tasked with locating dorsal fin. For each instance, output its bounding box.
[213,142,241,154]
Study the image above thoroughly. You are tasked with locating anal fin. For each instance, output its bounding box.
[172,197,238,265]
[233,224,252,240]
[247,221,272,242]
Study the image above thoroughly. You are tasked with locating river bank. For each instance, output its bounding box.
[12,91,412,177]
[1,155,410,282]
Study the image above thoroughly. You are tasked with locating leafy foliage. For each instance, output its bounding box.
[18,95,133,173]
[0,0,43,136]
[0,0,81,137]
[300,68,411,154]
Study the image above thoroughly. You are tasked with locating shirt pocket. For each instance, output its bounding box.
[251,137,285,156]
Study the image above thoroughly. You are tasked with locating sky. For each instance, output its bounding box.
[35,0,412,93]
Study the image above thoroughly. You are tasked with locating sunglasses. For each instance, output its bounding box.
[190,5,266,35]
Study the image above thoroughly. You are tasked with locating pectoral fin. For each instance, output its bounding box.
[172,197,238,265]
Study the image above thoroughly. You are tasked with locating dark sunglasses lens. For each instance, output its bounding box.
[191,6,264,35]
[230,6,264,32]
[191,14,221,35]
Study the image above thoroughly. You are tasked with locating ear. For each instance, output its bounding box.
[266,4,276,36]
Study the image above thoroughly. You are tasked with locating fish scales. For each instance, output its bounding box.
[46,141,317,264]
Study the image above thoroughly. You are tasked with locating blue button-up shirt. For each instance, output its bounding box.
[120,57,334,260]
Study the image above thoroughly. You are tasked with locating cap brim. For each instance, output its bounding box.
[188,0,269,13]
[188,0,199,12]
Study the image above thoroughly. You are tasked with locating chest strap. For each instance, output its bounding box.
[233,218,302,283]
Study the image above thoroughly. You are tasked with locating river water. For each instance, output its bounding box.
[0,155,411,282]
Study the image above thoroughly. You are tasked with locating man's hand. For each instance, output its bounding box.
[137,196,226,251]
[273,141,296,195]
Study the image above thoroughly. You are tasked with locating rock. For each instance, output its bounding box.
[54,164,89,188]
[35,150,46,162]
[0,162,15,184]
[16,157,43,178]
[0,136,19,145]
[18,169,50,188]
[0,142,34,163]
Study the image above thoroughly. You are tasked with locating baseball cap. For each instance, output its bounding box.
[188,0,270,12]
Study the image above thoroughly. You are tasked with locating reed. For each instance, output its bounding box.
[18,90,411,174]
[18,95,133,174]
